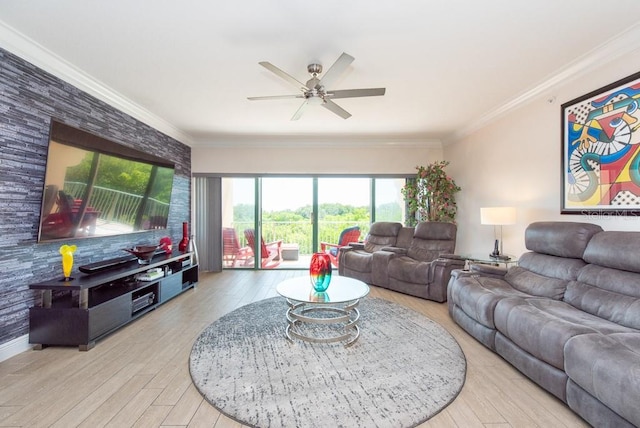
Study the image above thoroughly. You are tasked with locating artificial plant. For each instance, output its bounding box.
[401,161,461,225]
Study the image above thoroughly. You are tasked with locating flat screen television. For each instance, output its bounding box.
[38,119,175,243]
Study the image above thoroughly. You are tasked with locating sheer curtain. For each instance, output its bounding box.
[193,176,222,272]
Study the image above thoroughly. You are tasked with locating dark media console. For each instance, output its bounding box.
[29,251,198,351]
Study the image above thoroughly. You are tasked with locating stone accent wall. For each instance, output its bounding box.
[0,48,192,346]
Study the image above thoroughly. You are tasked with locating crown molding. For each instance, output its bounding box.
[445,22,640,145]
[0,20,193,146]
[190,134,442,149]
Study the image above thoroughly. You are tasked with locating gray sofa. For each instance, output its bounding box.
[448,221,640,427]
[339,221,464,302]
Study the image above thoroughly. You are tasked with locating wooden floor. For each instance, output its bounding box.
[0,270,589,428]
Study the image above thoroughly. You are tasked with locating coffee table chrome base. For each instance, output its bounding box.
[284,299,362,347]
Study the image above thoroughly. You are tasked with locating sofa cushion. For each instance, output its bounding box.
[564,265,640,330]
[524,221,602,258]
[341,250,373,274]
[517,252,587,281]
[448,276,531,329]
[363,221,402,252]
[494,298,634,370]
[562,230,640,330]
[504,269,570,301]
[406,222,456,262]
[387,256,431,284]
[565,333,640,427]
[502,247,587,300]
[583,231,640,273]
[413,221,456,240]
[395,227,414,249]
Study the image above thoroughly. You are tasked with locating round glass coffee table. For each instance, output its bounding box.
[276,276,370,347]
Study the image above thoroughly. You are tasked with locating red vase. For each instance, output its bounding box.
[179,222,189,252]
[310,252,332,292]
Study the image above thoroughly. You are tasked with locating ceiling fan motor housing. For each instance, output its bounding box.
[307,63,323,75]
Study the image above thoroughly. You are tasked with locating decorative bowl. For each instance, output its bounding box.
[123,245,159,264]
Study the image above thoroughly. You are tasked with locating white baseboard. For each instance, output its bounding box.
[0,334,31,363]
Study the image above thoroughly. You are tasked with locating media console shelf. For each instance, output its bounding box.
[29,251,198,351]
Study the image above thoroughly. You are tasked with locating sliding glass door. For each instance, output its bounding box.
[221,178,255,269]
[317,178,370,252]
[261,178,313,269]
[220,176,406,270]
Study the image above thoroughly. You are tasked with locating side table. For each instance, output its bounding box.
[463,254,519,269]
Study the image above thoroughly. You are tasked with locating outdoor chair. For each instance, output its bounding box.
[320,225,361,267]
[244,229,283,269]
[223,227,251,267]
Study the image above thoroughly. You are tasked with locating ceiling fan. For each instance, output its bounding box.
[248,52,385,120]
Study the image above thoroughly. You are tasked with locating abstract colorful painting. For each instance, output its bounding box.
[562,71,640,215]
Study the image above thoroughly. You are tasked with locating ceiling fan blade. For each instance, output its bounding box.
[259,61,309,92]
[247,94,304,101]
[315,52,354,90]
[291,101,309,121]
[327,88,386,99]
[322,99,352,119]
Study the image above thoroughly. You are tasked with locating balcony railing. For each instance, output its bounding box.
[64,181,170,226]
[229,221,370,255]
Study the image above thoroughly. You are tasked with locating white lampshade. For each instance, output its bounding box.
[480,207,516,225]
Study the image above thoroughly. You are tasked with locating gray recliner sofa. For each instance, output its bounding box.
[339,221,464,302]
[448,221,640,427]
[373,221,463,302]
[338,221,407,285]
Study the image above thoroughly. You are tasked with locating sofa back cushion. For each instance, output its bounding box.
[364,222,403,252]
[505,253,587,299]
[406,222,456,262]
[525,221,603,258]
[583,231,640,272]
[503,221,599,299]
[565,231,640,329]
[396,227,414,249]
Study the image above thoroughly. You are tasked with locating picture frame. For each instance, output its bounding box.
[561,71,640,215]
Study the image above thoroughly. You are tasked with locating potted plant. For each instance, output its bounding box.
[401,161,461,226]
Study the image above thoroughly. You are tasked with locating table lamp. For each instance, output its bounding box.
[480,207,516,260]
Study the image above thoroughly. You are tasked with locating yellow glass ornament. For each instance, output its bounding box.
[59,244,77,280]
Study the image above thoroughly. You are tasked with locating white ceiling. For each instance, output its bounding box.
[1,1,640,148]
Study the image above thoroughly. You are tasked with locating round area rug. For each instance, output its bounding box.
[190,297,466,428]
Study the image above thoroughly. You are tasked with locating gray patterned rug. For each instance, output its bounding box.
[189,297,466,428]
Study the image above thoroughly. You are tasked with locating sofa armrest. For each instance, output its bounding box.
[431,257,466,279]
[337,244,364,275]
[380,246,407,256]
[338,244,360,256]
[372,250,397,287]
[469,263,508,278]
[428,257,467,302]
[439,253,465,261]
[345,242,365,251]
[450,268,473,279]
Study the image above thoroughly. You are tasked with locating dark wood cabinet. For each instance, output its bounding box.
[29,251,198,351]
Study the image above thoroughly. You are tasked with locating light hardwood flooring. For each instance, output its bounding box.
[0,270,589,427]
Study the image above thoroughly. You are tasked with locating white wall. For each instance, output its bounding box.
[445,47,640,258]
[192,145,443,175]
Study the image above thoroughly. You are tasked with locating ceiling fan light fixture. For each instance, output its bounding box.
[306,95,324,106]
